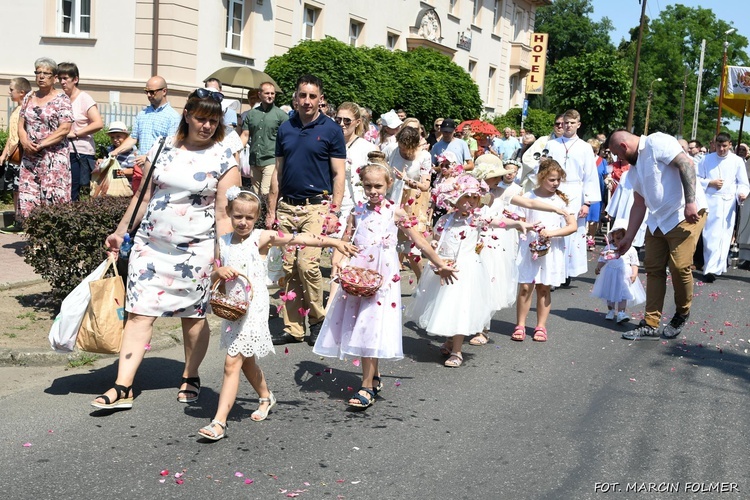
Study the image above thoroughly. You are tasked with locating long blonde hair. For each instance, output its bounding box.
[337,102,365,137]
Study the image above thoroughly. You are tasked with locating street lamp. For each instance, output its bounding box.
[644,78,662,135]
[715,28,736,136]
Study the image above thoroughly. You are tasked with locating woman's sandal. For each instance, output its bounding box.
[444,352,463,367]
[469,332,489,346]
[199,419,227,441]
[373,375,384,394]
[251,392,277,422]
[510,325,526,342]
[177,376,200,403]
[348,387,376,408]
[439,342,452,356]
[90,384,133,410]
[532,326,548,342]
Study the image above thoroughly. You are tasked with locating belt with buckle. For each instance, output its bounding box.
[283,195,326,206]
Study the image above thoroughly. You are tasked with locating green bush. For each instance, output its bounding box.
[491,107,557,140]
[23,196,130,301]
[0,129,7,152]
[93,129,112,158]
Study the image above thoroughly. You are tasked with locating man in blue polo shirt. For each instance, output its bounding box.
[267,74,346,346]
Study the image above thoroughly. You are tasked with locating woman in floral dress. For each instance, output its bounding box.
[16,57,73,219]
[92,88,241,410]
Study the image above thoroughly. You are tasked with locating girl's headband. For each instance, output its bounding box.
[362,161,391,176]
[226,185,261,203]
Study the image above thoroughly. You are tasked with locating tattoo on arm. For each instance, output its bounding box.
[672,153,696,203]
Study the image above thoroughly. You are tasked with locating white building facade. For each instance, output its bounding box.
[1,0,550,127]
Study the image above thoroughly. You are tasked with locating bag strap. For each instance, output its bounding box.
[126,137,166,236]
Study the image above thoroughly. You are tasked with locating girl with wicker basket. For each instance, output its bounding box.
[199,187,357,440]
[313,152,457,409]
[512,159,577,343]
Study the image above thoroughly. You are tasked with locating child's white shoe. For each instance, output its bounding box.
[616,311,631,324]
[605,310,616,321]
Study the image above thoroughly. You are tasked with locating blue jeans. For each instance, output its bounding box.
[70,153,96,201]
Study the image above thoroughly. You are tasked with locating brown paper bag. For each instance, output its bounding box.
[76,257,126,354]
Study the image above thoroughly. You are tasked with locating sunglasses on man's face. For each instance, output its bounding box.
[193,87,224,102]
[554,122,563,127]
[334,116,352,126]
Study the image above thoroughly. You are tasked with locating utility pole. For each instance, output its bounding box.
[691,39,706,141]
[626,0,648,133]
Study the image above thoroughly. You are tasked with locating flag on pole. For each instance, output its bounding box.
[725,66,750,99]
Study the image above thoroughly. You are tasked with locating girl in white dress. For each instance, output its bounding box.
[470,155,569,346]
[314,154,457,409]
[592,227,645,323]
[409,174,531,367]
[512,159,577,343]
[199,188,357,440]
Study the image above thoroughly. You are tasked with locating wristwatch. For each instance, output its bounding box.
[583,202,591,207]
[331,210,342,218]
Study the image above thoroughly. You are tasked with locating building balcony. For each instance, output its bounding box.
[509,41,531,76]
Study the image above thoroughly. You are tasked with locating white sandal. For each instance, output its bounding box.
[199,419,227,441]
[251,392,277,421]
[444,352,463,367]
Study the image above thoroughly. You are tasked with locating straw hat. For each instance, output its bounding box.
[471,154,510,181]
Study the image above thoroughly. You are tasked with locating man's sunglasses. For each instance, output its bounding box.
[192,88,224,102]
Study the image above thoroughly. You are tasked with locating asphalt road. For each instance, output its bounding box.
[1,264,749,499]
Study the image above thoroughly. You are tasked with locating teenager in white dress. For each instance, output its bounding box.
[592,226,646,323]
[198,188,357,440]
[314,154,457,408]
[512,159,577,343]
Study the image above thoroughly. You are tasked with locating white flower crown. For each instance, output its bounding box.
[226,185,261,203]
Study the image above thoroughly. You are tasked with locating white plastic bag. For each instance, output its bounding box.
[48,259,110,353]
[267,246,284,284]
[239,143,252,178]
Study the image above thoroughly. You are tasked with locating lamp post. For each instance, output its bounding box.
[644,78,662,135]
[715,28,736,136]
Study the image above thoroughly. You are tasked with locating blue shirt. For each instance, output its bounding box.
[131,102,181,154]
[492,136,521,159]
[275,112,346,199]
[431,138,472,165]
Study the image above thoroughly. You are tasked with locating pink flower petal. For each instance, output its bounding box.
[235,472,244,477]
[176,479,184,485]
[160,470,169,476]
[298,307,310,317]
[284,347,289,354]
[352,359,361,367]
[22,442,32,447]
[245,479,254,485]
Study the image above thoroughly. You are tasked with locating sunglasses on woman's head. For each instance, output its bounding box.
[334,116,352,126]
[193,88,224,103]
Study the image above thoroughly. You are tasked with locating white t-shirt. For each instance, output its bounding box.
[387,148,431,205]
[628,133,707,234]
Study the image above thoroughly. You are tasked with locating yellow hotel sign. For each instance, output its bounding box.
[525,33,548,95]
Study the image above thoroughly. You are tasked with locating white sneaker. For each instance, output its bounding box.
[605,310,616,321]
[616,311,631,323]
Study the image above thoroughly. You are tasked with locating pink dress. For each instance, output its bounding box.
[18,92,73,217]
[313,202,404,360]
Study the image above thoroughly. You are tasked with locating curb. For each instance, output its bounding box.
[0,278,46,292]
[0,318,223,368]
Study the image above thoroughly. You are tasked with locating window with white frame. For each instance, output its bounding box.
[449,0,459,15]
[487,67,497,105]
[225,0,244,52]
[387,32,399,51]
[468,60,477,79]
[493,0,502,28]
[303,5,320,40]
[59,0,91,37]
[350,20,363,47]
[509,75,519,103]
[473,0,481,23]
[513,7,526,40]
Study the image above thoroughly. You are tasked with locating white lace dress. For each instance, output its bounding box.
[217,230,274,358]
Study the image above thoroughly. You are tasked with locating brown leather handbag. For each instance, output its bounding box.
[9,143,22,165]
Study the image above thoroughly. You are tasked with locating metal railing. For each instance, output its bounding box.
[4,98,142,131]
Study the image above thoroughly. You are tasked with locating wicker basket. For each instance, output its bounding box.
[338,266,383,297]
[210,274,253,321]
[529,239,550,257]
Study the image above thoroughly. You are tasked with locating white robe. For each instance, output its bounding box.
[698,152,750,275]
[546,136,601,277]
[605,171,647,247]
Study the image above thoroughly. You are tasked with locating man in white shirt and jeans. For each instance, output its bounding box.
[608,130,707,340]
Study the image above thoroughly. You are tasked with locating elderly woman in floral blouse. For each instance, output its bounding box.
[17,57,73,219]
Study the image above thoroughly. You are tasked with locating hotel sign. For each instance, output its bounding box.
[525,33,548,95]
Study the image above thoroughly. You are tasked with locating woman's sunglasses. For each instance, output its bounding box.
[334,116,352,126]
[193,88,224,103]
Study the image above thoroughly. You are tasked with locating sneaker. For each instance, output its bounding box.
[605,310,616,321]
[663,313,689,339]
[0,222,24,234]
[622,320,659,340]
[616,311,631,324]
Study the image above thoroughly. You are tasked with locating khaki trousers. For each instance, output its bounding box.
[251,164,275,195]
[277,201,327,339]
[642,210,707,328]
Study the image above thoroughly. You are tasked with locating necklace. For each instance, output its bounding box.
[561,137,578,167]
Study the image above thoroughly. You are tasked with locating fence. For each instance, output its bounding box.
[4,98,142,131]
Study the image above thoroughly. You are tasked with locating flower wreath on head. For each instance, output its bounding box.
[503,159,523,170]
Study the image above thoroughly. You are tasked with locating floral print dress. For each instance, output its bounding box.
[18,92,73,217]
[126,137,237,317]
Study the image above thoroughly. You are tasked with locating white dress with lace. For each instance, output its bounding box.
[217,230,274,358]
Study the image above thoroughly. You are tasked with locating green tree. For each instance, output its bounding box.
[620,5,749,140]
[264,38,482,125]
[491,107,557,140]
[546,51,630,137]
[534,0,615,66]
